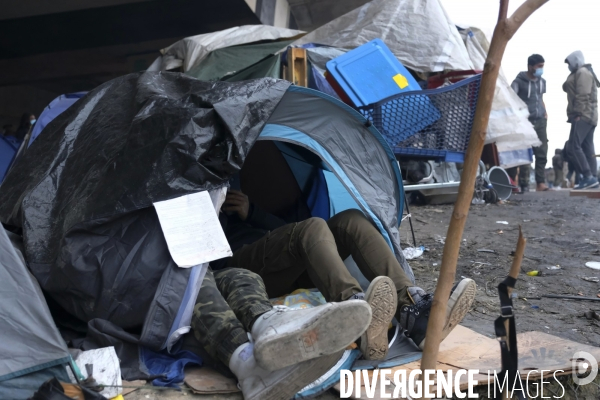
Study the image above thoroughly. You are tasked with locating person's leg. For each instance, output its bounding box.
[326,209,413,307]
[581,125,597,176]
[568,122,592,177]
[533,118,548,186]
[214,267,372,370]
[506,166,518,182]
[327,209,477,350]
[213,268,273,332]
[554,167,564,188]
[227,218,364,302]
[191,268,250,366]
[518,164,530,191]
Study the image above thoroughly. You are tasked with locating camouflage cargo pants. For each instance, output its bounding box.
[191,267,272,365]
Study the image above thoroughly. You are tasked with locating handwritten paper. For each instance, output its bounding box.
[154,191,232,268]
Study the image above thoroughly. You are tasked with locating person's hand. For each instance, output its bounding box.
[223,190,250,221]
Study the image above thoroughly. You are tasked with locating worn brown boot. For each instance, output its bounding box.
[536,183,549,191]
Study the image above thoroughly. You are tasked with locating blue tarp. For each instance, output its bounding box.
[29,92,86,147]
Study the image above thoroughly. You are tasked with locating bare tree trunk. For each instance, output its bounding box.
[419,0,549,374]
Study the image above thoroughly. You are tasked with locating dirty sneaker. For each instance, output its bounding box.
[574,176,599,190]
[360,276,397,360]
[251,302,371,371]
[230,341,343,400]
[399,278,476,350]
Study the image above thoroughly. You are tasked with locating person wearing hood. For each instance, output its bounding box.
[563,50,600,189]
[510,54,549,192]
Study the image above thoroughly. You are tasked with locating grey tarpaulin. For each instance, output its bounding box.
[0,227,71,399]
[0,73,291,354]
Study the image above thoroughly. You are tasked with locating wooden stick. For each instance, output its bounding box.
[502,228,526,400]
[419,0,548,375]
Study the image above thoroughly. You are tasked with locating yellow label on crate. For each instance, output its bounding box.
[393,73,409,89]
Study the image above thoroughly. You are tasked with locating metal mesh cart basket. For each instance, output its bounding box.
[360,74,482,162]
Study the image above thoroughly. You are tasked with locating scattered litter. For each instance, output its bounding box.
[546,265,561,270]
[548,210,553,214]
[585,261,600,270]
[530,237,546,241]
[402,246,425,260]
[523,219,531,222]
[67,346,122,399]
[477,249,496,253]
[433,263,438,266]
[497,230,504,234]
[584,239,600,245]
[584,310,600,321]
[544,326,549,330]
[544,294,600,302]
[496,221,509,225]
[431,209,444,213]
[593,230,597,233]
[582,276,600,283]
[531,305,539,309]
[527,271,540,276]
[434,235,446,244]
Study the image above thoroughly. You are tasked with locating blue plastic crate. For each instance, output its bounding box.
[326,39,422,107]
[360,74,482,163]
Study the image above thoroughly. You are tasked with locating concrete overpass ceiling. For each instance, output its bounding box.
[0,0,261,59]
[1,0,156,21]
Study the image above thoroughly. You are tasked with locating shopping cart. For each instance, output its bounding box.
[360,74,482,163]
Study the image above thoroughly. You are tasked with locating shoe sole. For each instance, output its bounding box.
[254,301,371,371]
[418,278,477,350]
[575,182,600,190]
[249,351,344,400]
[360,276,397,360]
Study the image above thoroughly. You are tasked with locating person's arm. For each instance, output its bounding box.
[222,189,287,231]
[510,80,520,94]
[574,69,593,120]
[246,203,287,231]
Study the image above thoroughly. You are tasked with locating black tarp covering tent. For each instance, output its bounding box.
[0,73,290,378]
[0,72,410,381]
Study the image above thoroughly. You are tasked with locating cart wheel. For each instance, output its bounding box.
[485,188,499,204]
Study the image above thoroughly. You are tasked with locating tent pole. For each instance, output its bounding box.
[404,195,417,247]
[419,0,549,379]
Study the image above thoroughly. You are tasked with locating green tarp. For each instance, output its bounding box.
[186,40,292,81]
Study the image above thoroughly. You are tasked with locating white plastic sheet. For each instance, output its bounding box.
[459,26,541,156]
[292,0,474,73]
[151,25,304,72]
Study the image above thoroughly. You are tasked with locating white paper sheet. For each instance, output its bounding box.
[67,346,122,398]
[154,191,232,268]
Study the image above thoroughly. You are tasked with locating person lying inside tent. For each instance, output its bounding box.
[213,188,477,360]
[191,266,372,400]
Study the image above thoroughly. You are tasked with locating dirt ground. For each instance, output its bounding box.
[404,189,600,347]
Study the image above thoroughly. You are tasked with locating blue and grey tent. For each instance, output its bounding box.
[0,72,410,379]
[0,228,71,399]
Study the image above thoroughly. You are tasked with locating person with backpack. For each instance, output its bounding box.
[563,50,600,189]
[510,54,549,192]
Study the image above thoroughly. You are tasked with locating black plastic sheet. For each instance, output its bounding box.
[0,72,290,348]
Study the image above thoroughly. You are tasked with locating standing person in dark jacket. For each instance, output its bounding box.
[563,50,600,189]
[14,112,36,142]
[510,54,549,192]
